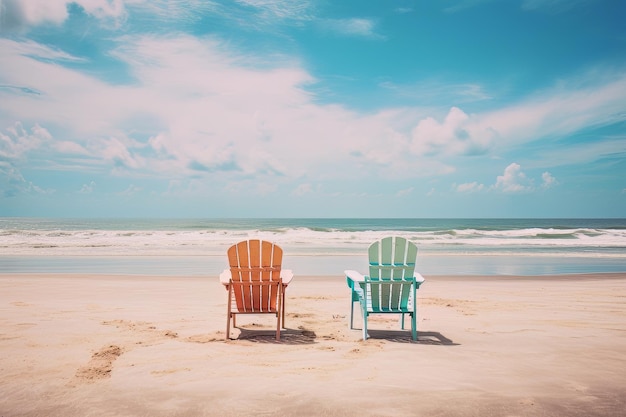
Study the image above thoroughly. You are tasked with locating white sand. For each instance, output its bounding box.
[1,273,626,416]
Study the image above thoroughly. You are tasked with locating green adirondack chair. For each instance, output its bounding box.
[345,236,425,341]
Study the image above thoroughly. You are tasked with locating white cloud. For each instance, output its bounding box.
[130,0,313,33]
[0,121,56,196]
[119,183,141,196]
[475,72,626,149]
[163,179,204,197]
[457,165,558,195]
[0,122,51,159]
[0,0,126,31]
[292,183,313,196]
[79,181,96,194]
[0,35,623,197]
[26,181,53,194]
[235,0,313,22]
[0,161,25,197]
[444,0,592,13]
[319,18,383,39]
[410,106,490,156]
[521,0,593,13]
[396,187,414,197]
[0,160,54,196]
[5,38,85,63]
[78,0,126,18]
[255,182,278,196]
[493,163,533,193]
[54,141,90,155]
[99,137,144,170]
[406,70,626,160]
[541,172,558,188]
[380,80,491,104]
[456,182,484,193]
[1,0,70,28]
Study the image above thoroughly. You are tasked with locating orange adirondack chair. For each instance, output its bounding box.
[219,240,293,340]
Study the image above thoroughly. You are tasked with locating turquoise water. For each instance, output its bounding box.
[1,218,625,276]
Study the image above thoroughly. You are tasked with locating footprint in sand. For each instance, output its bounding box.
[151,367,191,376]
[185,333,223,343]
[287,313,314,318]
[299,329,316,338]
[10,301,31,307]
[317,345,336,351]
[73,345,124,383]
[102,320,179,345]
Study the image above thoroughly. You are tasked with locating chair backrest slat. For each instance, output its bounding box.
[228,240,282,313]
[365,237,418,313]
[366,278,415,311]
[368,237,417,281]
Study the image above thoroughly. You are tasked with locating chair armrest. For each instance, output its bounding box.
[414,272,426,289]
[345,270,366,302]
[281,269,294,286]
[345,270,365,286]
[220,269,293,288]
[219,270,230,287]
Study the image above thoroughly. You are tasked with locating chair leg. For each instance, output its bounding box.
[400,313,405,330]
[412,287,418,341]
[350,301,354,329]
[276,286,282,341]
[362,312,368,341]
[226,286,232,340]
[282,286,286,328]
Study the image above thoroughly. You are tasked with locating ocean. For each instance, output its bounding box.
[1,218,625,276]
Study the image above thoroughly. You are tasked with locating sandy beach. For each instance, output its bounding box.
[1,273,626,416]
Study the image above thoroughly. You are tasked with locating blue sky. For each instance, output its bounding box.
[1,0,625,218]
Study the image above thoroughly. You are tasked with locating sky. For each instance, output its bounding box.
[0,0,625,218]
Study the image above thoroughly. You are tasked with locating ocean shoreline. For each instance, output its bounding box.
[3,217,625,276]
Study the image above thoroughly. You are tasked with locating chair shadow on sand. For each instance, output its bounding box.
[231,327,456,346]
[232,327,317,345]
[363,329,459,345]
